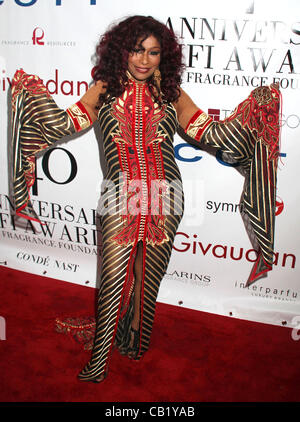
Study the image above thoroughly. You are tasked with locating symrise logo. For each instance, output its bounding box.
[32,27,45,45]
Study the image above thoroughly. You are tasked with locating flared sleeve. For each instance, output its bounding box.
[11,69,93,222]
[183,84,281,286]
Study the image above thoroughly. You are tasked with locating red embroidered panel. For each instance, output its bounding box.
[109,81,169,246]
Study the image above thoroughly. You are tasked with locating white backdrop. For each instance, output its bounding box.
[0,0,299,329]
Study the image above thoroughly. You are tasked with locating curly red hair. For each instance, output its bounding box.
[92,15,184,104]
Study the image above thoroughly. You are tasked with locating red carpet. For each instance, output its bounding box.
[0,265,299,403]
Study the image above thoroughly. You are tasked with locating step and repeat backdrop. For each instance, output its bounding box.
[0,0,299,329]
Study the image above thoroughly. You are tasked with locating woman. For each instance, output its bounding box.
[11,15,281,383]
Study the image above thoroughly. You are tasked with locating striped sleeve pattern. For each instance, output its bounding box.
[11,70,77,221]
[185,84,281,285]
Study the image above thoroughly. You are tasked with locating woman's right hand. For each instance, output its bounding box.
[80,80,107,122]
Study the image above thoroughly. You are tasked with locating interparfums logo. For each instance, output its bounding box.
[32,27,45,45]
[0,316,6,340]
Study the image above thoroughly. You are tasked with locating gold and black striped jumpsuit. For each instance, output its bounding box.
[11,70,281,382]
[78,78,184,380]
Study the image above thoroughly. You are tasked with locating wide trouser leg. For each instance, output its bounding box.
[137,215,180,359]
[79,212,181,381]
[78,240,134,381]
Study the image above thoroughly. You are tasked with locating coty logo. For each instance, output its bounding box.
[0,0,97,6]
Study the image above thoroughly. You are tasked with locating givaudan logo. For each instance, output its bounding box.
[173,232,296,270]
[0,68,87,97]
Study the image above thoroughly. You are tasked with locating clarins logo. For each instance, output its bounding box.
[165,270,211,285]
